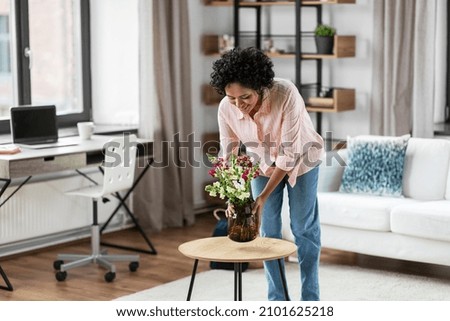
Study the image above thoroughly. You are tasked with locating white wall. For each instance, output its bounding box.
[90,0,139,126]
[322,0,374,140]
[189,2,234,208]
[189,1,374,208]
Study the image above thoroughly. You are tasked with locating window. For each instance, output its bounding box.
[0,0,91,133]
[0,15,10,74]
[0,1,13,117]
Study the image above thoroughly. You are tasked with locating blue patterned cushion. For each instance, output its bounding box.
[339,135,410,197]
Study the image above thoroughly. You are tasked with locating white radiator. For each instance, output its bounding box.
[0,170,127,256]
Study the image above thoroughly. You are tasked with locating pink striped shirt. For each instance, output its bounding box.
[218,78,324,187]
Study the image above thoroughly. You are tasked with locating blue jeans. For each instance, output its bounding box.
[251,166,321,301]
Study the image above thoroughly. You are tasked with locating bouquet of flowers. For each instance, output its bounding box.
[205,154,260,207]
[205,154,260,242]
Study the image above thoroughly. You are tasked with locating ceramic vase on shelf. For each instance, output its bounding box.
[227,201,258,242]
[315,36,334,55]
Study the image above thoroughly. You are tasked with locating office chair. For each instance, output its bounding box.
[54,134,140,282]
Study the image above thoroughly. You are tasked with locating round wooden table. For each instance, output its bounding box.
[178,236,297,301]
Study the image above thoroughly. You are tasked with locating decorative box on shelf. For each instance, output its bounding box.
[303,35,356,59]
[202,132,221,155]
[202,84,224,105]
[202,34,234,56]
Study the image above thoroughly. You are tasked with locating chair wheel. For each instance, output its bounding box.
[129,261,139,272]
[55,271,67,281]
[105,271,116,282]
[53,260,64,270]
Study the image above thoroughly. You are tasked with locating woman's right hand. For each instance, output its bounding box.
[225,202,235,218]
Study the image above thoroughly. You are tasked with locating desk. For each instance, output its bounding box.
[0,135,156,291]
[0,135,150,179]
[178,237,297,301]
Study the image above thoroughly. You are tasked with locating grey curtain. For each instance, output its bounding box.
[133,0,194,231]
[370,0,447,138]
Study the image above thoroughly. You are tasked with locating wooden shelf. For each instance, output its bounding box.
[266,52,296,58]
[240,1,296,6]
[203,35,355,58]
[203,0,233,6]
[303,0,355,5]
[306,88,355,113]
[202,84,224,105]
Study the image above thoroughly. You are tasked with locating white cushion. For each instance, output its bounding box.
[446,160,450,200]
[318,192,420,232]
[391,201,450,242]
[402,138,450,200]
[318,149,347,193]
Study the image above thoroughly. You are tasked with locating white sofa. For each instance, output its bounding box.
[282,137,450,267]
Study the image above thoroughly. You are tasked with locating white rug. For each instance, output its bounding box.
[116,262,450,301]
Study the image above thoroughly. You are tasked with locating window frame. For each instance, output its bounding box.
[0,0,91,134]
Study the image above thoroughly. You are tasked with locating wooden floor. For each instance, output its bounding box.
[1,212,450,301]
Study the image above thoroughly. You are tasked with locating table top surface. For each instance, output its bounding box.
[0,135,151,161]
[178,237,297,262]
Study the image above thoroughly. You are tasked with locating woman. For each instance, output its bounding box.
[210,47,324,301]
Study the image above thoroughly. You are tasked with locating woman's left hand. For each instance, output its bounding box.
[252,195,267,229]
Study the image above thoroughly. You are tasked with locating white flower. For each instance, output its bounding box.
[237,192,251,200]
[233,180,245,191]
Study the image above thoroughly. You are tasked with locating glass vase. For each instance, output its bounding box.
[227,201,258,242]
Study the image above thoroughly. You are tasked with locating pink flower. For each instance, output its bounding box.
[208,168,216,177]
[242,169,249,182]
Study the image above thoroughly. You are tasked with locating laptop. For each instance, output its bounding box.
[10,105,79,149]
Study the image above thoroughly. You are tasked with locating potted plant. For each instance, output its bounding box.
[314,24,336,55]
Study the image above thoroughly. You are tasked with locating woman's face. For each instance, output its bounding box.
[225,83,260,115]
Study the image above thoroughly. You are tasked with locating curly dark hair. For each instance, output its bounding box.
[210,47,275,96]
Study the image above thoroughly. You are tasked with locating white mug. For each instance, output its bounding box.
[77,122,95,140]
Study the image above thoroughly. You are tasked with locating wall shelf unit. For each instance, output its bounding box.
[230,0,356,134]
[203,0,357,134]
[202,0,356,142]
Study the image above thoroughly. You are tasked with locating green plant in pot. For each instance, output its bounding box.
[314,24,336,55]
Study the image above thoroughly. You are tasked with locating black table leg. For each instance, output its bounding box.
[234,263,237,301]
[0,265,13,291]
[186,259,199,301]
[277,259,290,301]
[0,178,28,292]
[234,262,242,301]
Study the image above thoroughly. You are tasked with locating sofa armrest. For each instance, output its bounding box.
[318,149,347,193]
